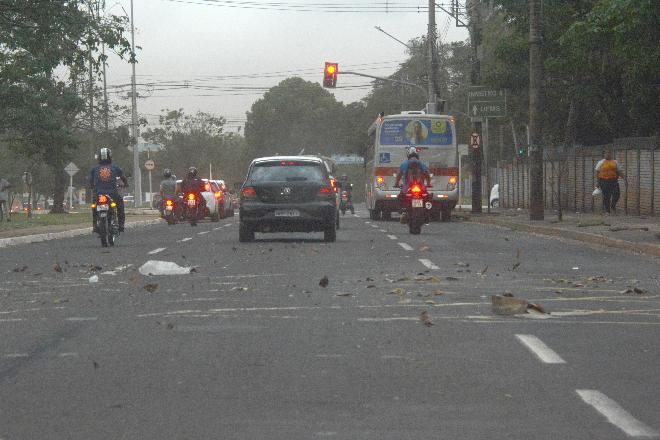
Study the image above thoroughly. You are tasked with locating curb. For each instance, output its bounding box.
[470,216,660,258]
[0,219,161,249]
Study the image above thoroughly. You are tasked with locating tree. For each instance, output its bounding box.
[0,0,132,212]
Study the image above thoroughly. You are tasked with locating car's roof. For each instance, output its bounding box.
[252,155,324,164]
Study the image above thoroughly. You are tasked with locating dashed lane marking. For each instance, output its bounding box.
[515,334,566,364]
[198,231,210,235]
[148,247,166,255]
[576,390,659,438]
[379,229,387,232]
[387,235,398,240]
[179,237,193,242]
[419,259,440,270]
[65,317,98,322]
[398,242,413,251]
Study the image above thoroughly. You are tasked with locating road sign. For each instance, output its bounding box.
[64,162,79,177]
[470,133,481,149]
[468,86,506,118]
[144,159,155,171]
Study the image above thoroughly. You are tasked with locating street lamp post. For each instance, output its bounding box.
[129,0,141,207]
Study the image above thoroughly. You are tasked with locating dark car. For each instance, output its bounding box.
[238,156,337,242]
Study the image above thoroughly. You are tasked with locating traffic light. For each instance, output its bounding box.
[517,145,527,158]
[323,62,338,88]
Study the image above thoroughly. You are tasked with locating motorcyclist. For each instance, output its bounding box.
[394,146,431,223]
[158,168,177,214]
[337,174,353,198]
[180,166,206,209]
[89,147,127,232]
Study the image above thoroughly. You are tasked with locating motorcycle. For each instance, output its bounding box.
[339,184,354,215]
[162,197,182,225]
[183,192,203,226]
[93,194,120,247]
[401,181,432,235]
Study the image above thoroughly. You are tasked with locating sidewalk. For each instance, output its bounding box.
[467,208,660,258]
[0,211,160,247]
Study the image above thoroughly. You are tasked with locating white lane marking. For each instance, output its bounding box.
[398,242,414,251]
[365,221,371,224]
[379,229,387,232]
[576,390,659,438]
[179,237,193,242]
[65,317,98,322]
[0,318,24,323]
[370,224,379,228]
[148,247,166,255]
[4,353,28,359]
[515,334,566,364]
[358,317,418,322]
[213,227,223,231]
[419,259,440,270]
[387,235,398,240]
[224,224,232,227]
[58,352,79,358]
[198,231,210,235]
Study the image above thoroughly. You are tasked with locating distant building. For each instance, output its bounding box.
[331,154,364,165]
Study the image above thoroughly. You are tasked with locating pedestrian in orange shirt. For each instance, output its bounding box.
[595,151,624,214]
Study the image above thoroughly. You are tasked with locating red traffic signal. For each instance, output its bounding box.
[323,62,338,88]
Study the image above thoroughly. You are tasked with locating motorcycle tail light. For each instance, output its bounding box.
[449,176,457,184]
[410,184,422,194]
[376,176,385,186]
[110,202,117,208]
[187,193,196,200]
[97,195,108,204]
[165,199,174,206]
[241,187,257,199]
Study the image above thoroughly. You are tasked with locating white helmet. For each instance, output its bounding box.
[407,146,419,158]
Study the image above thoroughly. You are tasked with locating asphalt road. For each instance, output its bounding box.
[1,206,659,439]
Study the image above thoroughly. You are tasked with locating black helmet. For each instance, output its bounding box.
[187,167,198,178]
[98,147,112,163]
[163,168,172,178]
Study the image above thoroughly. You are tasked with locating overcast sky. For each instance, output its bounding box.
[105,0,469,131]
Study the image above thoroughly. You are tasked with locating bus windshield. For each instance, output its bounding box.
[379,118,453,146]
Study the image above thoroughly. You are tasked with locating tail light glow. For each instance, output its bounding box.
[97,195,108,204]
[165,199,174,206]
[204,183,211,191]
[214,191,223,199]
[449,176,457,184]
[187,193,196,201]
[376,176,384,185]
[110,202,117,208]
[241,187,257,198]
[410,184,422,194]
[318,186,332,195]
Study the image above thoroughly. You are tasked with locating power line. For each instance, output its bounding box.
[158,0,429,13]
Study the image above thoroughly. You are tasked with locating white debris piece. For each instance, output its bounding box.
[139,260,193,276]
[89,275,99,283]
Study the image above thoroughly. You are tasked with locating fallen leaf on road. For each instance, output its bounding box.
[366,284,376,288]
[166,323,175,330]
[620,288,634,294]
[53,298,69,304]
[53,263,63,273]
[527,303,547,314]
[420,310,433,327]
[93,361,100,370]
[511,262,521,271]
[143,283,159,293]
[478,265,489,275]
[503,292,514,297]
[12,265,28,272]
[456,262,470,267]
[396,276,411,282]
[336,293,352,297]
[633,287,647,294]
[419,245,431,252]
[231,286,248,292]
[432,290,446,296]
[424,300,437,305]
[319,276,329,288]
[445,276,459,281]
[366,277,374,281]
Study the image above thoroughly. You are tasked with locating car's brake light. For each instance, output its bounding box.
[376,176,384,185]
[241,187,257,198]
[449,176,457,184]
[97,195,108,204]
[204,183,211,191]
[318,186,332,195]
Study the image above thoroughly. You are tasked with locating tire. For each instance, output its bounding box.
[369,209,377,220]
[324,220,336,242]
[238,222,254,242]
[211,211,220,222]
[341,209,346,216]
[350,206,355,214]
[166,215,175,225]
[336,212,340,229]
[409,217,422,235]
[430,210,441,222]
[98,218,108,247]
[491,199,500,208]
[441,207,452,222]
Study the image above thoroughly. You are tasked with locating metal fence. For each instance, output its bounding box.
[498,137,659,215]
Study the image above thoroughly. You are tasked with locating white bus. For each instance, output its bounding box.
[365,111,459,221]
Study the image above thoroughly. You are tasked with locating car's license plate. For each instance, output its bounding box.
[412,199,423,208]
[187,199,196,207]
[274,209,300,217]
[97,204,109,211]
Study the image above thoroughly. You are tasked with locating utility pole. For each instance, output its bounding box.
[101,0,109,132]
[528,0,544,220]
[426,0,437,114]
[130,0,141,207]
[468,0,482,213]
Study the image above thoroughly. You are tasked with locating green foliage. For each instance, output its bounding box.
[142,110,249,185]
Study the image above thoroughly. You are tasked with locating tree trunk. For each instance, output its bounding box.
[51,170,67,213]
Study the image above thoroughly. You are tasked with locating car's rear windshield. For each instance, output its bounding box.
[248,161,325,183]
